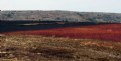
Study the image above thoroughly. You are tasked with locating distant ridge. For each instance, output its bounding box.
[0,10,121,23]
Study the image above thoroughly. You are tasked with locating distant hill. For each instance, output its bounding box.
[0,10,121,23]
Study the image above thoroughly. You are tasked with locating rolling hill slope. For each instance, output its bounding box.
[0,10,121,23]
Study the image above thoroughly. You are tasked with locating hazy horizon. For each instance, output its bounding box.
[0,0,121,13]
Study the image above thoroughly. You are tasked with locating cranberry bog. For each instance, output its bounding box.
[1,22,121,42]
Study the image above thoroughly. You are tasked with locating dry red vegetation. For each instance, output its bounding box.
[3,24,121,42]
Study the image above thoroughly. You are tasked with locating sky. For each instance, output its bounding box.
[0,0,121,13]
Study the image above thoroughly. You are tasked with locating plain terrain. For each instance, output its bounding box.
[0,10,121,61]
[0,35,121,61]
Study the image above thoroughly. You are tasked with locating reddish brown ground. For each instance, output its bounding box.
[2,24,121,42]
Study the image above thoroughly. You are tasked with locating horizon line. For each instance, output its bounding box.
[0,10,121,14]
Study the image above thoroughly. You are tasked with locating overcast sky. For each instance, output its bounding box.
[0,0,121,13]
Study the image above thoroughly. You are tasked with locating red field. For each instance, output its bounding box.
[3,24,121,42]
